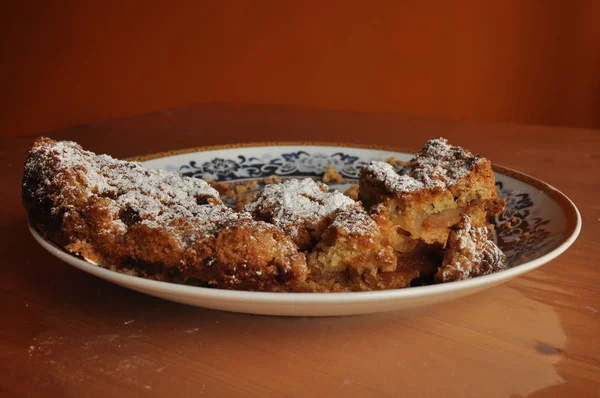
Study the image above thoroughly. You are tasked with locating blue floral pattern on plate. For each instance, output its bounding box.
[180,151,367,181]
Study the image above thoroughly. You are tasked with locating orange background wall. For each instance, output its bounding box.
[1,1,599,137]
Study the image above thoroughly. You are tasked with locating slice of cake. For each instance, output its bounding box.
[246,178,435,291]
[359,138,504,246]
[23,138,309,291]
[307,207,415,292]
[436,215,506,282]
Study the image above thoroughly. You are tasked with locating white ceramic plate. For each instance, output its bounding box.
[30,143,581,316]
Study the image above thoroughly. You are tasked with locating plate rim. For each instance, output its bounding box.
[29,142,582,304]
[127,141,420,162]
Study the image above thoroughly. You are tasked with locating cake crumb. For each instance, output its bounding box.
[206,180,234,196]
[245,180,259,190]
[344,185,359,201]
[234,181,259,211]
[385,157,409,168]
[322,165,343,184]
[263,175,282,185]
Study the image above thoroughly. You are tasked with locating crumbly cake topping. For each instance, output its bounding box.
[131,200,252,241]
[437,215,506,281]
[28,139,220,204]
[24,138,246,239]
[245,178,358,238]
[363,161,427,193]
[411,138,481,185]
[329,207,379,237]
[23,138,311,292]
[362,138,483,194]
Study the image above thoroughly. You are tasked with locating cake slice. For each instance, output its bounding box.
[359,138,504,246]
[22,137,309,291]
[246,178,435,291]
[307,207,415,291]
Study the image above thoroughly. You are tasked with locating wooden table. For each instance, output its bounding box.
[1,104,599,397]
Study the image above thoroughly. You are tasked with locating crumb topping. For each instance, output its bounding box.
[362,138,483,194]
[437,215,506,281]
[23,138,248,239]
[246,178,358,239]
[329,207,379,237]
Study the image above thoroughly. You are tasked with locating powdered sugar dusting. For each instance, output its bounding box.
[23,138,247,240]
[27,139,220,205]
[438,215,506,281]
[246,178,360,240]
[362,138,483,194]
[329,207,379,237]
[363,162,426,193]
[411,138,481,185]
[452,216,483,253]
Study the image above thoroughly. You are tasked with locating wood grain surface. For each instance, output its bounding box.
[1,104,599,397]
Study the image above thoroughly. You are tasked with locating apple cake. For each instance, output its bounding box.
[22,137,508,292]
[246,179,433,291]
[360,138,504,246]
[23,137,308,291]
